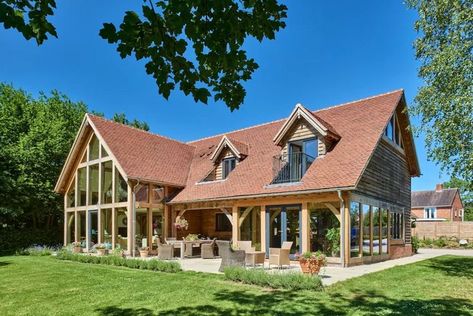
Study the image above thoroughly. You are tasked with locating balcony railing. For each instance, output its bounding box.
[271,152,315,184]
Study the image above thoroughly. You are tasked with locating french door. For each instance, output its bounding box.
[265,205,302,256]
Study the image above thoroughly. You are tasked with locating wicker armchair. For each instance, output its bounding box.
[237,240,255,252]
[201,238,217,259]
[269,241,293,269]
[216,240,245,272]
[157,237,174,260]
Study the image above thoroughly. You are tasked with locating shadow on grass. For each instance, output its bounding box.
[95,288,473,316]
[423,256,473,278]
[0,261,10,267]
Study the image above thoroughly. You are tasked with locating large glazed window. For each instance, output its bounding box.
[115,168,127,203]
[89,135,100,160]
[67,177,75,208]
[101,208,113,245]
[372,206,381,255]
[362,204,371,256]
[381,208,388,254]
[77,168,87,206]
[101,161,113,204]
[390,211,404,240]
[350,202,361,258]
[88,164,99,205]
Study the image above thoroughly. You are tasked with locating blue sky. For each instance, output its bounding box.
[0,1,448,190]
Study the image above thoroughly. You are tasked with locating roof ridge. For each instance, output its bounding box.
[412,188,458,193]
[314,89,404,113]
[187,89,404,144]
[87,113,195,149]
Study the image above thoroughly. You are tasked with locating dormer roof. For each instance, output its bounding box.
[210,135,249,163]
[273,103,340,145]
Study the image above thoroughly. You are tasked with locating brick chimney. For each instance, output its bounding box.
[436,183,444,191]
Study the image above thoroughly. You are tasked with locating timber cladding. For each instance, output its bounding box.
[281,119,327,156]
[356,138,411,208]
[355,138,412,243]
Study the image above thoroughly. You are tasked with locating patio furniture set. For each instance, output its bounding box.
[154,238,293,272]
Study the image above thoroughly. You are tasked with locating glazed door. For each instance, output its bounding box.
[266,205,301,256]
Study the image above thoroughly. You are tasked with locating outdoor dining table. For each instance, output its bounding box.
[166,239,214,259]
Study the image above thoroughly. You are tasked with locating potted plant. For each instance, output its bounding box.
[72,241,82,253]
[139,247,149,258]
[185,234,199,241]
[326,227,340,257]
[95,243,107,256]
[299,251,327,275]
[174,217,189,231]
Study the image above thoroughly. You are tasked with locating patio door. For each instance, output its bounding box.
[266,205,301,256]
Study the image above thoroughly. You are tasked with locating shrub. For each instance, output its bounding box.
[433,236,448,248]
[411,236,419,254]
[0,227,61,255]
[223,267,323,291]
[16,245,59,256]
[56,250,181,273]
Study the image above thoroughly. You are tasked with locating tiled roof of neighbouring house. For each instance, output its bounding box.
[411,189,459,208]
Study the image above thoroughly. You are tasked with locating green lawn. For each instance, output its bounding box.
[0,255,472,315]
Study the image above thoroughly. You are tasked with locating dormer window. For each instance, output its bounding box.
[222,157,236,179]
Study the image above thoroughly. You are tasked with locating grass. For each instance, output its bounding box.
[0,255,473,315]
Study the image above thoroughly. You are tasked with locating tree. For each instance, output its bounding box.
[0,83,149,250]
[407,0,473,188]
[444,177,473,221]
[112,113,150,131]
[1,0,287,110]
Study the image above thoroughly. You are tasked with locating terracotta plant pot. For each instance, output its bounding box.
[139,250,149,258]
[299,258,323,275]
[73,246,82,254]
[97,249,107,256]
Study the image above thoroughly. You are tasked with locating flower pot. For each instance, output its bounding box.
[139,250,149,258]
[73,246,82,254]
[299,258,323,275]
[97,249,107,256]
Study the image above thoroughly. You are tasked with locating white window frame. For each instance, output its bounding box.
[424,207,437,219]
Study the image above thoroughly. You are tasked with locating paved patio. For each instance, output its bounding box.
[177,248,473,286]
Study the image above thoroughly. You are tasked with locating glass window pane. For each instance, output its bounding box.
[362,204,372,256]
[303,139,318,159]
[151,185,165,204]
[78,211,86,247]
[101,209,113,246]
[67,177,75,208]
[101,161,113,204]
[381,208,388,254]
[350,202,361,258]
[136,208,148,248]
[66,212,75,244]
[115,168,127,203]
[88,164,99,205]
[239,207,261,250]
[77,168,87,206]
[89,135,100,160]
[136,185,148,202]
[372,207,380,255]
[101,145,109,158]
[116,208,128,249]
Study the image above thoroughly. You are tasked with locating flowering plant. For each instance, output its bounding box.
[72,241,81,247]
[174,217,189,230]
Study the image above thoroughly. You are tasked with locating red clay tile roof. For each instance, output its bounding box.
[226,136,249,157]
[170,90,406,203]
[88,115,195,187]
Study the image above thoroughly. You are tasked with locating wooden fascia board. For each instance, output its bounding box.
[398,95,421,177]
[273,104,328,145]
[210,136,241,163]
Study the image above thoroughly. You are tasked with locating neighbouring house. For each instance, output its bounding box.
[54,89,420,267]
[411,184,464,222]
